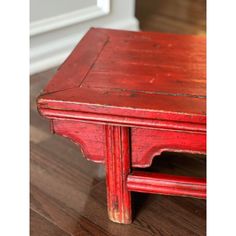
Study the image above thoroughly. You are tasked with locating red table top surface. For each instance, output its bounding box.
[38,28,206,126]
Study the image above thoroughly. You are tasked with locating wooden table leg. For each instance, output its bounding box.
[105,125,132,224]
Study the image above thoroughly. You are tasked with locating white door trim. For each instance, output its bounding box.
[30,0,110,36]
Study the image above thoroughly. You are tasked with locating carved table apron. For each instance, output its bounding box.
[37,28,206,224]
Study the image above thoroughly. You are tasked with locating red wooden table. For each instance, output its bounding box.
[37,28,206,224]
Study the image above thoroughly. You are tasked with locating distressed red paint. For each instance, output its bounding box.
[127,171,206,199]
[37,28,206,224]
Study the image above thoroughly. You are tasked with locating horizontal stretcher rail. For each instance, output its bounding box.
[127,171,206,199]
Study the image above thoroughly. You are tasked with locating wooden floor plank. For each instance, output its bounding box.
[31,185,111,236]
[136,0,206,34]
[89,180,206,236]
[30,209,70,236]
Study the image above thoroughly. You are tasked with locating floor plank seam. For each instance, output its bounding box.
[31,208,72,236]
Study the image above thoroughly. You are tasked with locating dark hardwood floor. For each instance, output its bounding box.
[136,0,206,34]
[30,0,206,235]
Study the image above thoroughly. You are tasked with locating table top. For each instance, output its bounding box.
[38,28,206,131]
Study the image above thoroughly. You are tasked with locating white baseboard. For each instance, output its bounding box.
[30,18,139,75]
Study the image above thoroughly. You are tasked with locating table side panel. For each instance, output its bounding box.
[131,127,206,167]
[52,119,105,163]
[48,118,205,168]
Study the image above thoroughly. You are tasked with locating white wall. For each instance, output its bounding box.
[30,0,139,74]
[30,0,97,22]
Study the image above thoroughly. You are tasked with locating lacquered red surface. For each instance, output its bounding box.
[52,119,105,163]
[131,127,206,167]
[105,126,131,224]
[38,27,206,127]
[127,171,206,199]
[37,28,206,224]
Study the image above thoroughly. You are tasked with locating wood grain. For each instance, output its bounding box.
[31,0,206,234]
[43,29,109,94]
[127,171,206,198]
[52,119,106,163]
[136,0,206,34]
[37,24,206,225]
[31,103,206,235]
[38,28,206,128]
[131,127,206,167]
[30,209,70,236]
[105,126,132,223]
